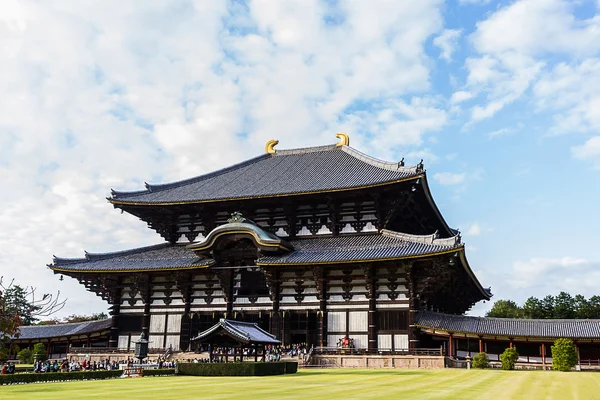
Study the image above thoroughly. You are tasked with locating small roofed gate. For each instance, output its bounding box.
[192,319,281,362]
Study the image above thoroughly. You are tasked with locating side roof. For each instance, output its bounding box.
[416,311,600,339]
[108,144,421,205]
[192,319,281,345]
[12,319,112,340]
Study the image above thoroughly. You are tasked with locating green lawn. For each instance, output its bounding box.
[2,369,600,400]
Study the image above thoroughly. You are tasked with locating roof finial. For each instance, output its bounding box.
[265,139,279,154]
[335,132,350,147]
[398,158,405,167]
[416,159,424,173]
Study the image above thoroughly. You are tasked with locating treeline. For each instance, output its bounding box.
[38,313,108,325]
[486,292,600,319]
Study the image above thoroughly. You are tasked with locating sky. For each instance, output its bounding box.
[1,0,599,319]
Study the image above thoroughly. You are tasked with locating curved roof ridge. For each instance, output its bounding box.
[340,145,418,173]
[275,144,338,155]
[111,153,271,198]
[381,229,460,247]
[54,243,172,264]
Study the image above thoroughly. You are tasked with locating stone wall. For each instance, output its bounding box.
[312,355,444,369]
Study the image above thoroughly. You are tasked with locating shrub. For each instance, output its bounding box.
[472,352,489,369]
[17,348,33,364]
[551,338,578,372]
[500,347,519,370]
[177,362,296,376]
[141,368,176,377]
[0,370,122,385]
[285,362,298,374]
[32,343,47,362]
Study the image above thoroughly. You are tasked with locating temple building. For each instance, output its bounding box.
[48,134,491,355]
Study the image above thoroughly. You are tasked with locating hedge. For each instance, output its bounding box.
[285,362,298,374]
[141,368,176,377]
[0,370,123,385]
[177,362,297,376]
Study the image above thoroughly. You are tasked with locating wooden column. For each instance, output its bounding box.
[266,269,282,339]
[142,279,151,339]
[448,334,454,357]
[406,262,420,351]
[479,338,483,353]
[509,340,513,349]
[541,343,546,367]
[365,264,378,354]
[313,266,328,348]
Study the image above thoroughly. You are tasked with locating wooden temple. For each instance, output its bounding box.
[49,134,491,354]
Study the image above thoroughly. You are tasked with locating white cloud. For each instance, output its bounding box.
[487,127,514,139]
[0,1,448,317]
[464,0,600,122]
[466,223,481,236]
[533,59,600,134]
[433,29,462,62]
[509,257,600,296]
[432,172,466,185]
[450,90,474,104]
[572,136,600,167]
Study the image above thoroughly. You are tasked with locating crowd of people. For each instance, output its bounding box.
[32,358,122,373]
[1,362,16,374]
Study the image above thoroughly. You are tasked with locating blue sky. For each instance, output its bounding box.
[0,0,599,317]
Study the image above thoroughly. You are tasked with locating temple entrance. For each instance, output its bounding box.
[284,311,318,347]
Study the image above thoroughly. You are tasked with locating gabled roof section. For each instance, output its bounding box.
[188,213,293,253]
[416,311,600,339]
[108,144,421,205]
[192,319,281,345]
[50,243,214,273]
[12,319,112,340]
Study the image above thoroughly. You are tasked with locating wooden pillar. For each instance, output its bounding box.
[46,341,51,358]
[268,269,282,340]
[254,345,258,362]
[448,334,454,357]
[261,345,266,362]
[225,347,229,363]
[314,266,328,348]
[108,280,122,348]
[406,262,420,351]
[366,264,378,354]
[479,338,483,353]
[509,340,513,349]
[541,343,546,367]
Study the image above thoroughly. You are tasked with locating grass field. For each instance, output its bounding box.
[2,369,600,400]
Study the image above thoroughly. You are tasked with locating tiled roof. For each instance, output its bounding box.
[416,311,600,339]
[257,230,461,265]
[192,319,281,345]
[51,231,459,273]
[109,145,420,204]
[51,243,214,272]
[12,319,112,340]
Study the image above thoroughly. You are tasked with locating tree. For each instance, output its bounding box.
[17,348,33,364]
[32,343,47,362]
[63,312,108,323]
[554,292,576,319]
[540,295,555,319]
[522,297,544,319]
[574,295,592,319]
[500,347,519,370]
[472,352,489,369]
[0,277,66,346]
[551,338,578,372]
[486,300,523,318]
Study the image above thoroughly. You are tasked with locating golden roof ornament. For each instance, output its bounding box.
[335,132,350,147]
[265,139,279,154]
